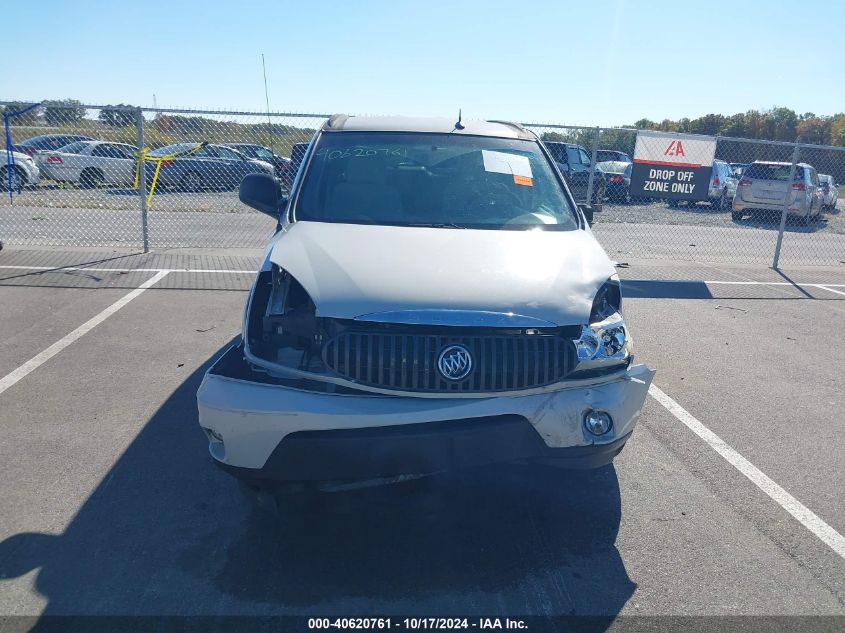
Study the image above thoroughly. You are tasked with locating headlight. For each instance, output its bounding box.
[574,313,628,362]
[571,279,630,375]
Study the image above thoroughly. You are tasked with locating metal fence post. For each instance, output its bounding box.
[135,107,149,253]
[771,144,801,269]
[585,127,600,205]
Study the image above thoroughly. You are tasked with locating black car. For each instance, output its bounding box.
[542,142,605,211]
[13,134,95,156]
[601,161,634,203]
[222,144,294,186]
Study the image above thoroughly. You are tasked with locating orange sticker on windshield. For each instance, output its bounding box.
[513,175,533,186]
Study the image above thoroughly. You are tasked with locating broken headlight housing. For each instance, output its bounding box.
[245,265,328,375]
[572,279,630,375]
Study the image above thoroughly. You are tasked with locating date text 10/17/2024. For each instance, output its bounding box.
[307,617,528,630]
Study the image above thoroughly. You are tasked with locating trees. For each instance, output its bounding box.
[622,107,845,147]
[99,105,136,127]
[42,99,87,126]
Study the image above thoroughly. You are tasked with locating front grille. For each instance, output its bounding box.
[322,329,575,393]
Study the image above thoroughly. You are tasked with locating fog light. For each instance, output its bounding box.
[584,410,613,436]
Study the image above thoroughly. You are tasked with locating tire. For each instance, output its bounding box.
[179,171,203,193]
[711,189,727,211]
[0,166,25,192]
[591,180,606,206]
[731,211,743,222]
[79,168,104,189]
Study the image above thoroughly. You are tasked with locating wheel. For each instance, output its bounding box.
[591,180,606,206]
[79,168,104,189]
[0,166,25,192]
[731,210,743,221]
[179,170,203,192]
[711,189,727,211]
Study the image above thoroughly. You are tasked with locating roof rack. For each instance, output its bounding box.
[323,114,349,130]
[485,120,531,138]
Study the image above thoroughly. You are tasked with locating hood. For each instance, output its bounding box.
[268,222,616,326]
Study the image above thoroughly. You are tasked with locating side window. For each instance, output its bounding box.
[216,147,243,160]
[579,148,592,166]
[92,144,119,158]
[566,147,581,165]
[194,146,218,158]
[116,145,137,159]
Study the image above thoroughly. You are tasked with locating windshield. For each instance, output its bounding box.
[743,163,805,181]
[295,132,578,230]
[56,141,90,154]
[148,143,200,157]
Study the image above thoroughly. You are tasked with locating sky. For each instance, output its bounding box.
[4,0,843,126]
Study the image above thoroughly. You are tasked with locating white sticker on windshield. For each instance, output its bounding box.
[481,150,533,186]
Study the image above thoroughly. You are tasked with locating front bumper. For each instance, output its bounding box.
[197,346,655,482]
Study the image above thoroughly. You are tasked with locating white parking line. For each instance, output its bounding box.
[816,285,845,297]
[0,266,256,274]
[648,383,845,561]
[0,270,170,397]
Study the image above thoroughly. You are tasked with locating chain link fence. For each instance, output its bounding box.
[2,102,844,267]
[523,124,845,266]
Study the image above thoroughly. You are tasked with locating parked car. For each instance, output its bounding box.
[599,160,633,203]
[36,141,138,188]
[731,161,823,223]
[12,134,95,157]
[542,141,606,211]
[730,162,749,179]
[1,150,40,191]
[668,159,736,210]
[144,143,274,191]
[818,174,838,210]
[222,143,294,186]
[596,149,631,163]
[197,115,654,507]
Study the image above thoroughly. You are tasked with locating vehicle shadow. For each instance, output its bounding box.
[733,212,828,233]
[0,346,634,621]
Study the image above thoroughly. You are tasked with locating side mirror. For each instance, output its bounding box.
[579,203,594,227]
[239,173,286,219]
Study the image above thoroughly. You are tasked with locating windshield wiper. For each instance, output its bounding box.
[407,222,469,229]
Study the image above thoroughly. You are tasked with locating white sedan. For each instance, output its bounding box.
[37,141,138,188]
[1,151,41,191]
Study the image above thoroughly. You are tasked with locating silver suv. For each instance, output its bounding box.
[668,159,736,210]
[197,115,654,504]
[732,161,823,223]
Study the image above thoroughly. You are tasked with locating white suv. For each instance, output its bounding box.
[197,116,654,502]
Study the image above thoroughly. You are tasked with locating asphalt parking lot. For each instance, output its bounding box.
[0,248,844,626]
[3,197,845,269]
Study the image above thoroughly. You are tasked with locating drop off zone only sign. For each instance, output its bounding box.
[629,130,716,201]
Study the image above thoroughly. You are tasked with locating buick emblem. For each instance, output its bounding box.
[437,345,473,381]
